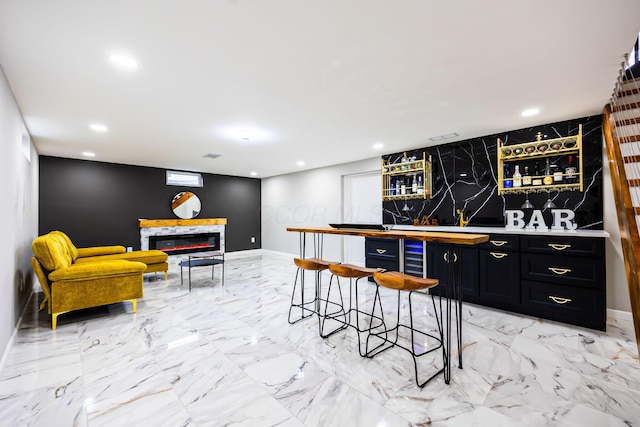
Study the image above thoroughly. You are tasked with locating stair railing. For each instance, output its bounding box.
[603,53,640,357]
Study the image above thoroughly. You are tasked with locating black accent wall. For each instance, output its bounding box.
[39,156,261,252]
[383,114,603,229]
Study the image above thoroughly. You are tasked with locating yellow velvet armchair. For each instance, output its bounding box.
[31,232,147,329]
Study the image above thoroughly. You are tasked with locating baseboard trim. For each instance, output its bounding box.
[607,308,634,321]
[0,289,34,375]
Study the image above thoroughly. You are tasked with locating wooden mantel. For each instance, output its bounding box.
[139,218,227,228]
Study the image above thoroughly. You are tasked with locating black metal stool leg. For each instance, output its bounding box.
[319,274,348,338]
[288,267,316,324]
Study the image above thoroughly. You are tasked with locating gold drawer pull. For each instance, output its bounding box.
[548,267,571,275]
[548,243,571,251]
[376,249,387,254]
[549,295,572,304]
[490,252,508,259]
[490,240,508,247]
[443,252,458,262]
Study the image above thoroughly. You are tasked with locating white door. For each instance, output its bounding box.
[342,171,382,265]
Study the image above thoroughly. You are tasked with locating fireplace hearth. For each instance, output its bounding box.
[149,232,220,255]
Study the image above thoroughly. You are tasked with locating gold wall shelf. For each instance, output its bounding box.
[382,152,432,201]
[497,125,583,195]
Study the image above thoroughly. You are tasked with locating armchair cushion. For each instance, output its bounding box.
[74,250,168,266]
[32,233,73,271]
[49,260,146,282]
[76,245,126,258]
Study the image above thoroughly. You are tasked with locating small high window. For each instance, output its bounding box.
[166,170,203,187]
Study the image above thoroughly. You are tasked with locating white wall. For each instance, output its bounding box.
[262,149,631,313]
[261,157,380,261]
[0,66,38,361]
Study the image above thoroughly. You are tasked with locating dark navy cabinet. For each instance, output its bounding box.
[365,233,606,330]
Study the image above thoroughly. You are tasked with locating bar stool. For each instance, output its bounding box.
[288,258,337,324]
[366,270,445,388]
[320,263,385,356]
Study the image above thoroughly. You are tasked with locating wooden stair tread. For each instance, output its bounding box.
[618,135,640,143]
[619,87,640,97]
[612,103,640,112]
[615,116,640,126]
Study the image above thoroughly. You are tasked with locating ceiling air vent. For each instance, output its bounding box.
[203,153,221,159]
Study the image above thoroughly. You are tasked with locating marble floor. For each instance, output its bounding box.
[0,250,639,426]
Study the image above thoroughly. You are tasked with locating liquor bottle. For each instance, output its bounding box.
[565,155,577,184]
[395,178,401,195]
[417,175,424,194]
[553,159,563,183]
[532,162,542,186]
[390,179,395,196]
[513,165,522,187]
[543,158,553,185]
[412,175,418,193]
[522,165,531,186]
[400,177,406,195]
[504,163,513,188]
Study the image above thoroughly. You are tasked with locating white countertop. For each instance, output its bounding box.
[391,225,610,238]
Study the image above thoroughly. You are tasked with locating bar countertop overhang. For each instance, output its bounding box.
[286,226,490,245]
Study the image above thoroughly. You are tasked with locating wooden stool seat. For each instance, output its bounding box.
[320,263,386,356]
[373,271,438,291]
[294,257,334,271]
[328,263,382,279]
[367,270,445,387]
[289,258,338,325]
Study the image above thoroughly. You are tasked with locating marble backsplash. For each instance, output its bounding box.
[382,114,603,229]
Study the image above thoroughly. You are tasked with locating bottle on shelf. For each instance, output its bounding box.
[552,160,563,183]
[389,178,395,196]
[411,174,418,193]
[504,163,513,188]
[543,158,553,185]
[532,162,542,186]
[400,177,406,195]
[402,152,408,170]
[513,165,522,188]
[565,155,577,184]
[417,174,424,194]
[395,178,401,195]
[522,165,531,186]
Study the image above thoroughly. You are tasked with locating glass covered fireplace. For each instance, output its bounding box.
[149,232,220,255]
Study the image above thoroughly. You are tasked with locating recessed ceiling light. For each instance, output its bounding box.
[373,143,384,150]
[250,171,258,176]
[90,123,108,132]
[109,53,138,69]
[83,152,96,157]
[297,161,305,166]
[235,130,257,141]
[521,108,540,117]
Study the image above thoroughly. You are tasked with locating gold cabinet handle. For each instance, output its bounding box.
[548,267,571,275]
[376,249,387,254]
[443,252,458,262]
[548,243,571,251]
[490,252,508,259]
[549,295,572,304]
[490,240,508,247]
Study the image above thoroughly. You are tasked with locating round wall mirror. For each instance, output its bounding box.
[171,191,201,219]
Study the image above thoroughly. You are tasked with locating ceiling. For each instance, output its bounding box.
[1,1,639,178]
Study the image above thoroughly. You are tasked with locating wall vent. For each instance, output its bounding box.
[203,153,222,159]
